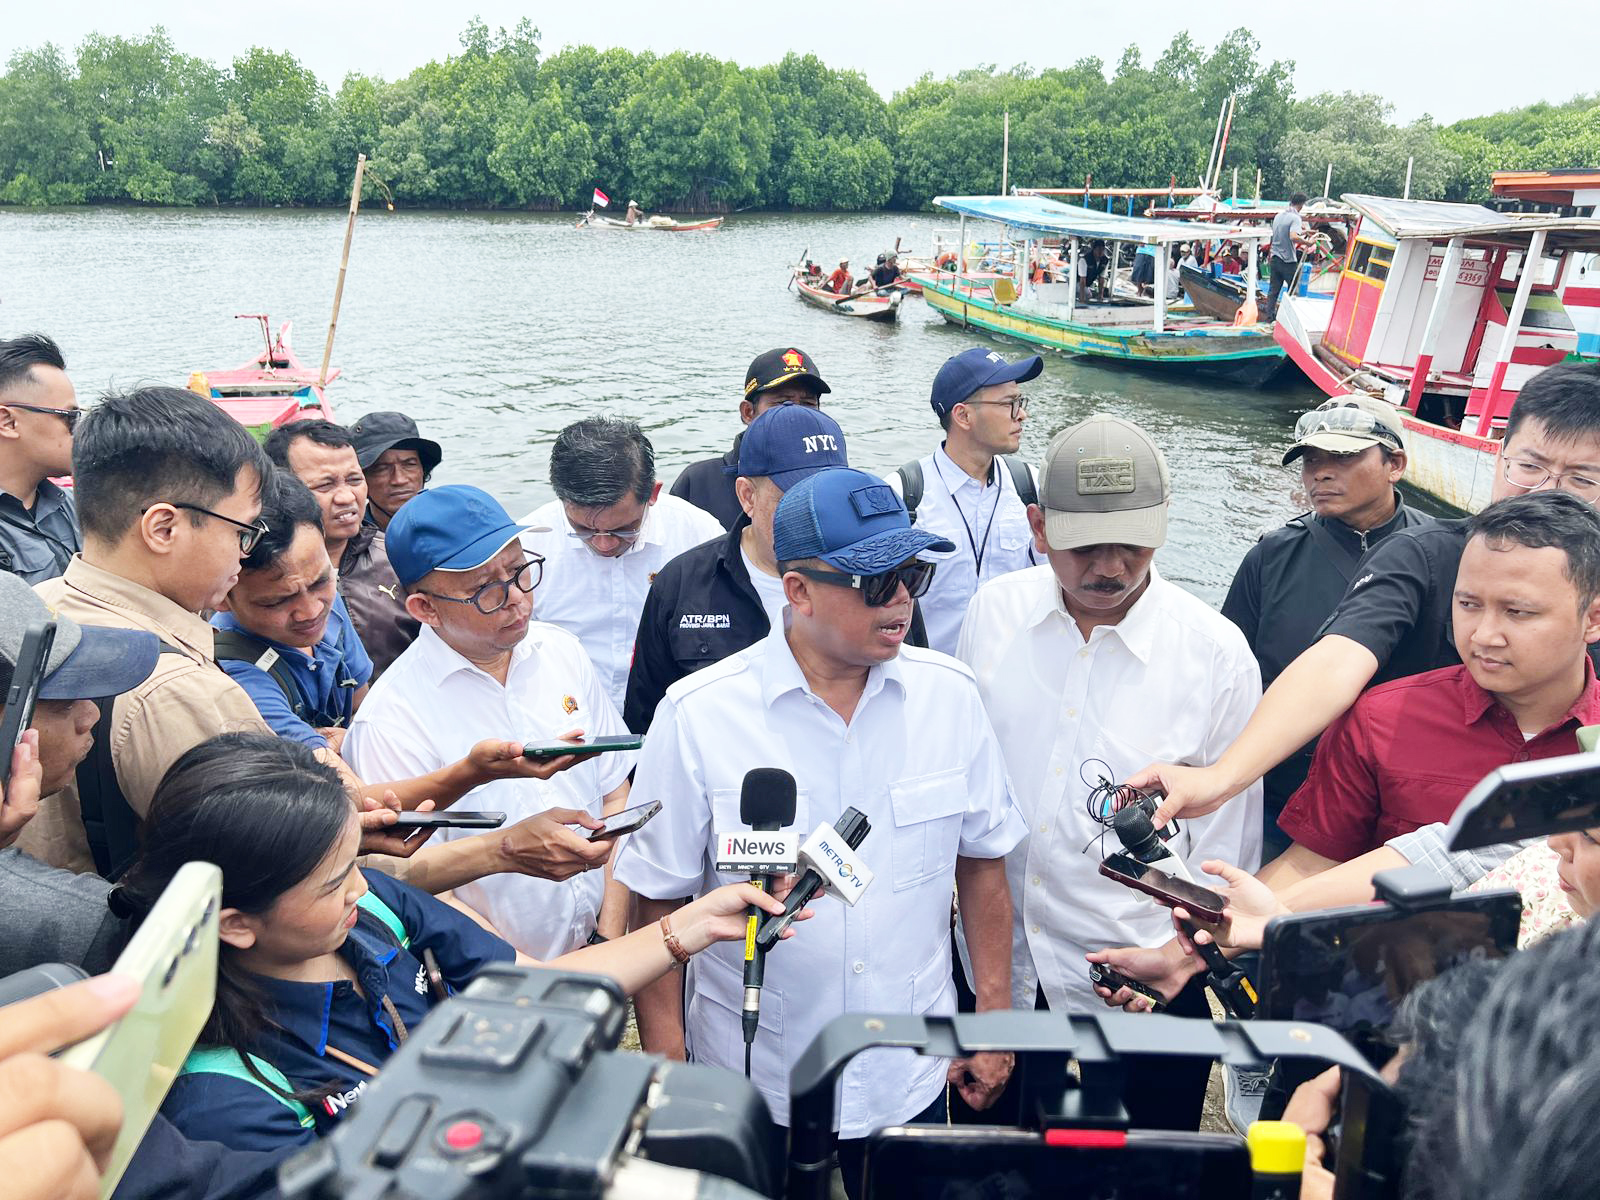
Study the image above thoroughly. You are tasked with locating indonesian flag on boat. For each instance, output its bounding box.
[592,188,610,209]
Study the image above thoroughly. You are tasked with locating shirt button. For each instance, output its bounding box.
[1078,649,1089,660]
[1515,751,1530,762]
[1031,876,1041,886]
[1054,767,1063,777]
[1038,824,1048,834]
[1031,924,1041,934]
[853,961,865,974]
[1066,708,1077,718]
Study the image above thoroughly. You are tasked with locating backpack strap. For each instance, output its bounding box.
[1000,455,1038,509]
[212,628,312,723]
[356,890,410,949]
[78,644,190,880]
[895,460,925,525]
[178,1046,316,1129]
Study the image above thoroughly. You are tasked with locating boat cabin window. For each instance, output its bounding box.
[1348,240,1392,283]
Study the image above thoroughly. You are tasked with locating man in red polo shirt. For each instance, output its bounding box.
[1265,490,1600,884]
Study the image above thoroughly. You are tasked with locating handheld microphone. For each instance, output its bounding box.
[730,769,797,1065]
[1112,806,1197,884]
[754,807,873,952]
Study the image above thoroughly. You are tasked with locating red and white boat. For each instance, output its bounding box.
[1274,193,1600,512]
[576,211,724,232]
[188,315,337,439]
[789,268,902,323]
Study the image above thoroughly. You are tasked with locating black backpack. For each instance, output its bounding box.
[895,455,1038,525]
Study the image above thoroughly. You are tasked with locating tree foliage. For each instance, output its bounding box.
[0,22,1590,210]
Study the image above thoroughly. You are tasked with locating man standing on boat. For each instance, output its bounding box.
[625,200,642,226]
[669,347,830,531]
[351,411,442,532]
[886,348,1042,656]
[0,334,81,584]
[1222,396,1432,860]
[1262,192,1312,322]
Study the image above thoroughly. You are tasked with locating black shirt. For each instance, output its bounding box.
[668,433,744,532]
[1223,494,1433,805]
[623,516,929,733]
[870,264,900,287]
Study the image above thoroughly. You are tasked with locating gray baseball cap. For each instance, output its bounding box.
[0,573,161,701]
[1037,415,1171,551]
[1282,396,1407,465]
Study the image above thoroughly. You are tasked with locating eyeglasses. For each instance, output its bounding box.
[140,502,269,554]
[1502,457,1600,500]
[789,561,937,607]
[6,402,81,432]
[422,553,544,614]
[960,395,1029,421]
[567,513,647,545]
[1292,405,1402,450]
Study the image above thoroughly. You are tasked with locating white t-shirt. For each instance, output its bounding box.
[741,544,788,630]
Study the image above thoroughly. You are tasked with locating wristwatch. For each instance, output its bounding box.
[586,929,609,946]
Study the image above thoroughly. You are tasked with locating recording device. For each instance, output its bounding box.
[754,806,873,952]
[278,966,777,1200]
[585,798,661,842]
[522,734,645,760]
[1257,865,1521,1067]
[1087,962,1168,1011]
[0,619,55,803]
[393,810,507,830]
[60,861,220,1199]
[1446,750,1600,851]
[723,768,799,1071]
[1098,851,1226,922]
[1112,805,1194,882]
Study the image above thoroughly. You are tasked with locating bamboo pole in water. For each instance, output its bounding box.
[319,154,368,389]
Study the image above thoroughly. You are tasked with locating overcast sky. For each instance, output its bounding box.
[6,1,1594,126]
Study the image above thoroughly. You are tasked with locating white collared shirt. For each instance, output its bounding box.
[519,495,723,711]
[886,447,1038,655]
[344,622,634,959]
[613,628,1026,1135]
[955,565,1263,1012]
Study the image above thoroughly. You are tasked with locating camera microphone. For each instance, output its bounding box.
[1112,805,1197,884]
[728,769,798,1069]
[754,807,873,952]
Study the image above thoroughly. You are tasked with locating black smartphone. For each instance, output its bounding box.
[1087,962,1168,1011]
[1097,852,1227,923]
[587,799,661,842]
[0,620,56,804]
[523,734,645,760]
[392,811,507,830]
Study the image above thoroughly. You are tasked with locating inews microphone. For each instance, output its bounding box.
[1112,805,1198,884]
[754,807,874,952]
[729,769,797,1063]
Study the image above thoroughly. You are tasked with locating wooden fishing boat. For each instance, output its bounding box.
[917,194,1281,382]
[188,315,337,440]
[790,271,902,322]
[1179,265,1250,322]
[576,211,724,232]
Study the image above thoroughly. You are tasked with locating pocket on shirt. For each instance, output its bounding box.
[888,767,967,892]
[909,938,955,1014]
[686,946,784,1073]
[709,785,810,881]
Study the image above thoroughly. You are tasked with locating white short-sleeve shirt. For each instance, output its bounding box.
[955,565,1263,1012]
[520,494,723,711]
[345,622,634,959]
[613,628,1026,1135]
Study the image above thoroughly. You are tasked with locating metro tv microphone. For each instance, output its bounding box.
[1113,805,1198,884]
[754,807,874,952]
[714,769,799,1070]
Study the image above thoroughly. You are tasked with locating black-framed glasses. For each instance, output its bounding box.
[959,394,1029,421]
[422,553,544,614]
[789,561,936,607]
[141,501,269,554]
[1502,456,1600,500]
[6,402,81,432]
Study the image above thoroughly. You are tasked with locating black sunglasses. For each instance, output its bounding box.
[7,402,81,432]
[789,561,936,607]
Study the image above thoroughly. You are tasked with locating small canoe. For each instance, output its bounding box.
[576,212,725,232]
[791,272,902,322]
[1179,265,1250,323]
[188,315,336,441]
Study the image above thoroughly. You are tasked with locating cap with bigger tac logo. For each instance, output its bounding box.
[773,467,954,574]
[930,347,1043,418]
[1038,414,1171,551]
[744,348,831,400]
[0,574,160,701]
[731,403,848,490]
[350,411,444,473]
[386,485,544,586]
[1282,396,1407,465]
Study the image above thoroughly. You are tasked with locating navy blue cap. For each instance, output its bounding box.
[773,467,955,574]
[729,403,848,490]
[929,348,1043,418]
[386,485,540,586]
[0,573,160,701]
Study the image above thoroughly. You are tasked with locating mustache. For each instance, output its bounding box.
[1081,580,1127,594]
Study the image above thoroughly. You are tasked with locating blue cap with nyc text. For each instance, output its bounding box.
[774,467,955,574]
[386,485,541,586]
[929,347,1043,417]
[730,402,848,490]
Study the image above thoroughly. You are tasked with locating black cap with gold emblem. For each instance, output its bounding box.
[743,347,831,399]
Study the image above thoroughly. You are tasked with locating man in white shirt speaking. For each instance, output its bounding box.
[346,484,636,958]
[955,414,1262,1131]
[887,347,1042,655]
[520,417,722,711]
[616,466,1025,1199]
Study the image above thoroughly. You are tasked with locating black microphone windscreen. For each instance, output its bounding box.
[740,767,797,828]
[1112,805,1160,857]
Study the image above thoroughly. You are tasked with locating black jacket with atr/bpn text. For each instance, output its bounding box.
[623,515,929,733]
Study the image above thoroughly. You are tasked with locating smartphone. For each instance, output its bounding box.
[60,861,221,1198]
[1098,852,1227,923]
[0,620,56,803]
[1087,962,1168,1011]
[392,810,507,830]
[524,734,645,760]
[587,798,662,842]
